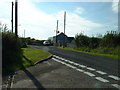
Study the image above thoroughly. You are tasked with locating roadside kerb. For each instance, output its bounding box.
[34,54,53,65]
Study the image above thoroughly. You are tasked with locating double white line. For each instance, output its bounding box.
[52,55,120,89]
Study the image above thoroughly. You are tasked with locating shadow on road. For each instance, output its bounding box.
[21,66,45,89]
[22,55,45,89]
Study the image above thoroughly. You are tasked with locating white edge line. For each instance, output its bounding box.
[87,67,96,71]
[96,71,107,75]
[111,84,120,89]
[108,75,120,81]
[95,77,109,83]
[84,72,95,77]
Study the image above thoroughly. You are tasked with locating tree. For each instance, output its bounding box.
[89,37,100,49]
[75,33,89,48]
[101,31,120,47]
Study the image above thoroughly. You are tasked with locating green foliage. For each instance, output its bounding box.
[89,37,101,49]
[2,32,21,52]
[22,37,44,45]
[2,32,23,75]
[75,33,89,47]
[74,31,120,59]
[59,47,119,59]
[75,33,100,49]
[20,38,27,48]
[101,31,120,47]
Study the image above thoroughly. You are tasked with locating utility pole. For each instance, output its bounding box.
[64,11,66,34]
[63,11,66,47]
[24,29,25,38]
[15,0,18,37]
[11,2,14,33]
[56,20,58,45]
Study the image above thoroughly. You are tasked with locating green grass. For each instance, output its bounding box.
[3,47,51,75]
[58,47,119,60]
[22,48,51,67]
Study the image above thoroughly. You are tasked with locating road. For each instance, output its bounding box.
[3,45,119,89]
[33,45,119,77]
[11,59,115,88]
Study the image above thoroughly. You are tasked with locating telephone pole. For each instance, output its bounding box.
[63,11,66,47]
[64,11,66,34]
[15,0,18,37]
[11,2,14,33]
[56,20,59,44]
[24,29,25,38]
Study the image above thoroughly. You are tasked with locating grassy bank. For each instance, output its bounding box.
[58,47,119,60]
[22,48,51,67]
[3,47,51,75]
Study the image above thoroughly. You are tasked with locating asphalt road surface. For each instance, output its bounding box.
[3,45,119,89]
[11,59,116,88]
[32,45,120,77]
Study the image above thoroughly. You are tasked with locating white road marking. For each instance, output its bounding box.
[108,75,120,81]
[52,58,76,69]
[78,64,86,68]
[53,55,71,63]
[53,55,65,61]
[53,58,96,77]
[68,61,74,64]
[53,55,120,87]
[96,71,107,75]
[111,84,120,89]
[61,58,66,61]
[74,63,79,66]
[84,72,95,77]
[53,55,87,68]
[76,68,84,72]
[65,64,77,69]
[87,67,96,71]
[95,77,109,83]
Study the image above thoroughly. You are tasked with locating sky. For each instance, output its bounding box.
[0,0,119,40]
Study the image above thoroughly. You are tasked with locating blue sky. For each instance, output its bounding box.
[35,2,117,23]
[0,0,119,40]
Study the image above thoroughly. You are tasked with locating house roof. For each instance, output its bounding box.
[53,32,67,38]
[53,32,74,40]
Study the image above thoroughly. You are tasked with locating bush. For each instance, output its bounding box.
[101,31,120,47]
[74,31,120,57]
[75,33,89,48]
[89,37,101,49]
[2,32,23,75]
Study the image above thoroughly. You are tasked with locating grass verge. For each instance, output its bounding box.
[22,48,51,67]
[3,47,51,75]
[58,47,119,60]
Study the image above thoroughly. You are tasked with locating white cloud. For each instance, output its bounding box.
[28,0,115,2]
[75,7,85,14]
[112,0,119,13]
[0,0,112,39]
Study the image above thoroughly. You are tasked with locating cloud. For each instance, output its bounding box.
[112,0,119,13]
[0,0,114,39]
[75,7,85,14]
